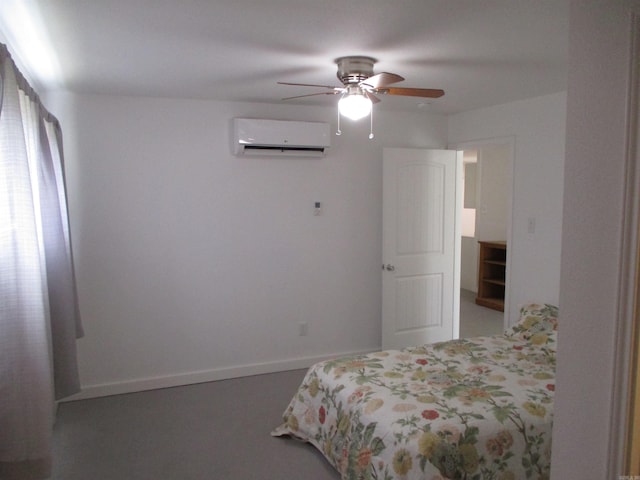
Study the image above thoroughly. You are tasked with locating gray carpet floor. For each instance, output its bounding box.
[459,288,504,338]
[52,290,502,479]
[53,369,340,480]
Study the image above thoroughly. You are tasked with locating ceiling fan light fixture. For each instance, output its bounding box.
[338,92,372,121]
[279,55,443,136]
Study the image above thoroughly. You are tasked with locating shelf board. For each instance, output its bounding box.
[482,278,505,286]
[477,241,507,313]
[475,296,505,312]
[478,241,506,249]
[484,260,506,266]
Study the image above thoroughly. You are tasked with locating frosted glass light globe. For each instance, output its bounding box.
[338,94,372,120]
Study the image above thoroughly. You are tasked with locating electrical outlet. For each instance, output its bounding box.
[527,217,536,234]
[298,322,308,336]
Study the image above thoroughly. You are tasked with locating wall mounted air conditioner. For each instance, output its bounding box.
[232,118,331,157]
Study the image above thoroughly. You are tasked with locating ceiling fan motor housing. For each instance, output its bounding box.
[335,56,376,85]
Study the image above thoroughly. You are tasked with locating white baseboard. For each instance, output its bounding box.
[62,348,376,402]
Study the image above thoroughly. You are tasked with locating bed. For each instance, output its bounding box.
[272,304,558,480]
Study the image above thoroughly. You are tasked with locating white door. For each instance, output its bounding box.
[382,148,461,350]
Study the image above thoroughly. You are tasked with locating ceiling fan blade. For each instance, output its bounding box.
[281,91,341,101]
[278,81,343,91]
[363,90,382,104]
[377,87,445,98]
[360,72,404,89]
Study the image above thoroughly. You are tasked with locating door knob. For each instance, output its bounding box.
[384,264,395,272]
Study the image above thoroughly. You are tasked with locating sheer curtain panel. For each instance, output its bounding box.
[0,43,83,480]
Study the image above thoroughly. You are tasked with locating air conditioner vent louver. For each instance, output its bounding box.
[232,118,330,157]
[244,145,326,153]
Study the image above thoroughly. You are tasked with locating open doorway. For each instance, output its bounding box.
[456,140,513,338]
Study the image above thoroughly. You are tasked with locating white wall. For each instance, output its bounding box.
[552,1,640,477]
[448,92,566,324]
[46,91,448,398]
[50,89,566,397]
[476,144,510,242]
[0,24,38,90]
[460,153,478,292]
[460,237,478,292]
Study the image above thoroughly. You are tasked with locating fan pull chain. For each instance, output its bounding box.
[336,106,341,136]
[369,107,374,139]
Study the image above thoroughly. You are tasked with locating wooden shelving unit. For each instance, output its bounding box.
[476,241,507,312]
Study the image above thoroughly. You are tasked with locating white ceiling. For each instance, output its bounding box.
[6,0,569,115]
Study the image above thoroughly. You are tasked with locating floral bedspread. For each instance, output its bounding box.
[272,304,558,480]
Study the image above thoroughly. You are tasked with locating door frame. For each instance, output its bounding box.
[610,11,640,476]
[448,136,515,330]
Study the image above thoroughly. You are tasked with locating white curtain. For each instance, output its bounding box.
[0,44,83,480]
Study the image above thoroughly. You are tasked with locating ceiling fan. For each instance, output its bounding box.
[278,56,445,123]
